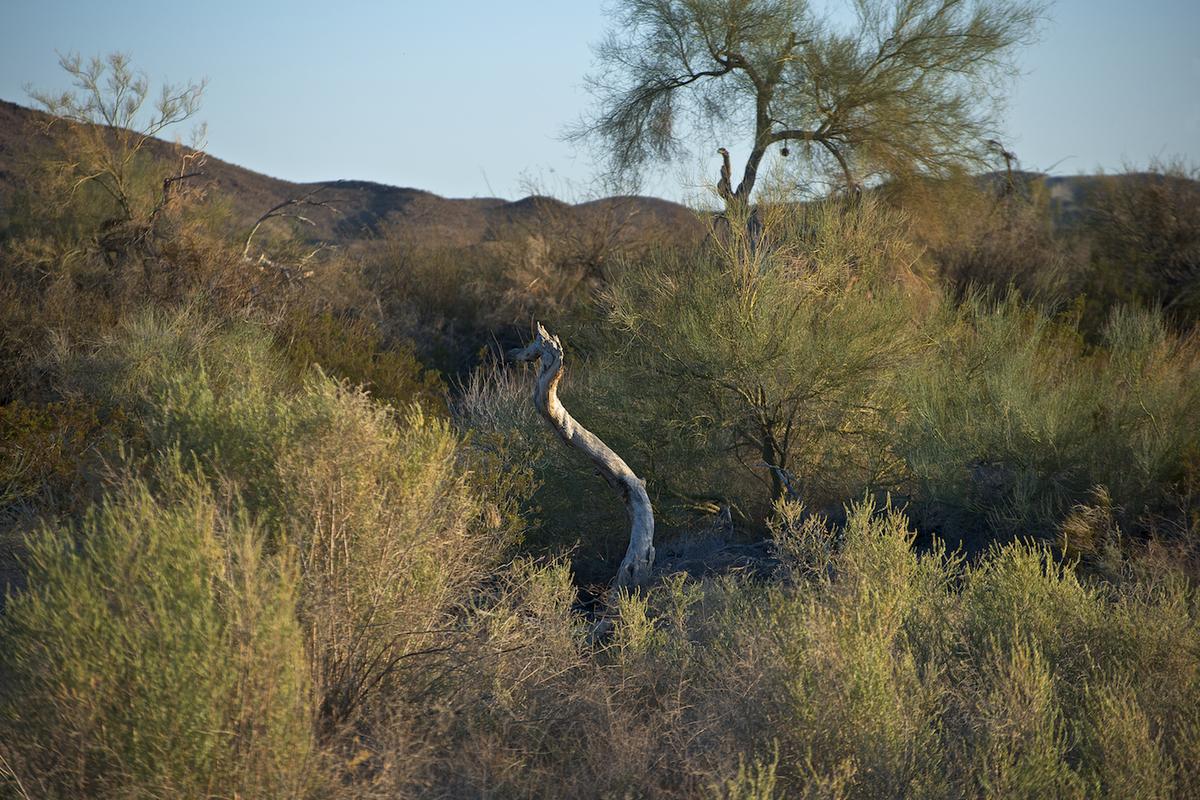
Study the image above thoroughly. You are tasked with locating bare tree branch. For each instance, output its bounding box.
[508,323,656,588]
[243,186,340,259]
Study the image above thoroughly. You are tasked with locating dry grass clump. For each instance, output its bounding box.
[371,499,1200,799]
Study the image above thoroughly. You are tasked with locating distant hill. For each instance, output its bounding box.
[0,98,705,248]
[5,98,1195,252]
[973,168,1200,229]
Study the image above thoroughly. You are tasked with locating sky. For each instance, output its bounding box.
[2,0,1198,202]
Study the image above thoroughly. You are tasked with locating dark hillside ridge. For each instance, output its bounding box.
[974,168,1200,228]
[0,99,705,248]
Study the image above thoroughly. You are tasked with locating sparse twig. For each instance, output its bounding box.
[243,185,341,259]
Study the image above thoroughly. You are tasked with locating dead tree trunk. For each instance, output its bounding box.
[508,323,655,588]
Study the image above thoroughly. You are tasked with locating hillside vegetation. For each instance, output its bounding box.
[1,57,1199,799]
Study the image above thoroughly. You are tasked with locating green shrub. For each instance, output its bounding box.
[49,307,520,730]
[1078,682,1175,799]
[595,198,920,521]
[962,637,1085,798]
[279,309,446,414]
[899,297,1200,547]
[0,471,312,799]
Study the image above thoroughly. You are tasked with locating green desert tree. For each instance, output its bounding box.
[599,199,920,510]
[27,51,207,234]
[577,0,1043,206]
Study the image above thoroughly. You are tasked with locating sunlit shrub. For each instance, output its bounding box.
[50,308,520,731]
[0,471,313,799]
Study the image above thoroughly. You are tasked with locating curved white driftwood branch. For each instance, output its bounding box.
[509,323,655,588]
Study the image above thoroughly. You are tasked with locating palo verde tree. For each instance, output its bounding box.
[577,0,1043,206]
[599,198,920,511]
[27,52,207,235]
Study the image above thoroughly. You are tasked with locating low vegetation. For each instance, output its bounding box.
[2,43,1200,799]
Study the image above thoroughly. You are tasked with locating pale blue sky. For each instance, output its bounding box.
[2,1,1197,201]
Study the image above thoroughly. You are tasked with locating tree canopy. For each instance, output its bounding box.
[578,0,1044,203]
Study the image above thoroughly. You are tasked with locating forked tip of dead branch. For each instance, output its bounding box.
[506,321,558,362]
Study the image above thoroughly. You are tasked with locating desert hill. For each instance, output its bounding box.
[4,98,1196,252]
[0,98,705,248]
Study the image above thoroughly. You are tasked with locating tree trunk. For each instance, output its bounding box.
[508,323,655,589]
